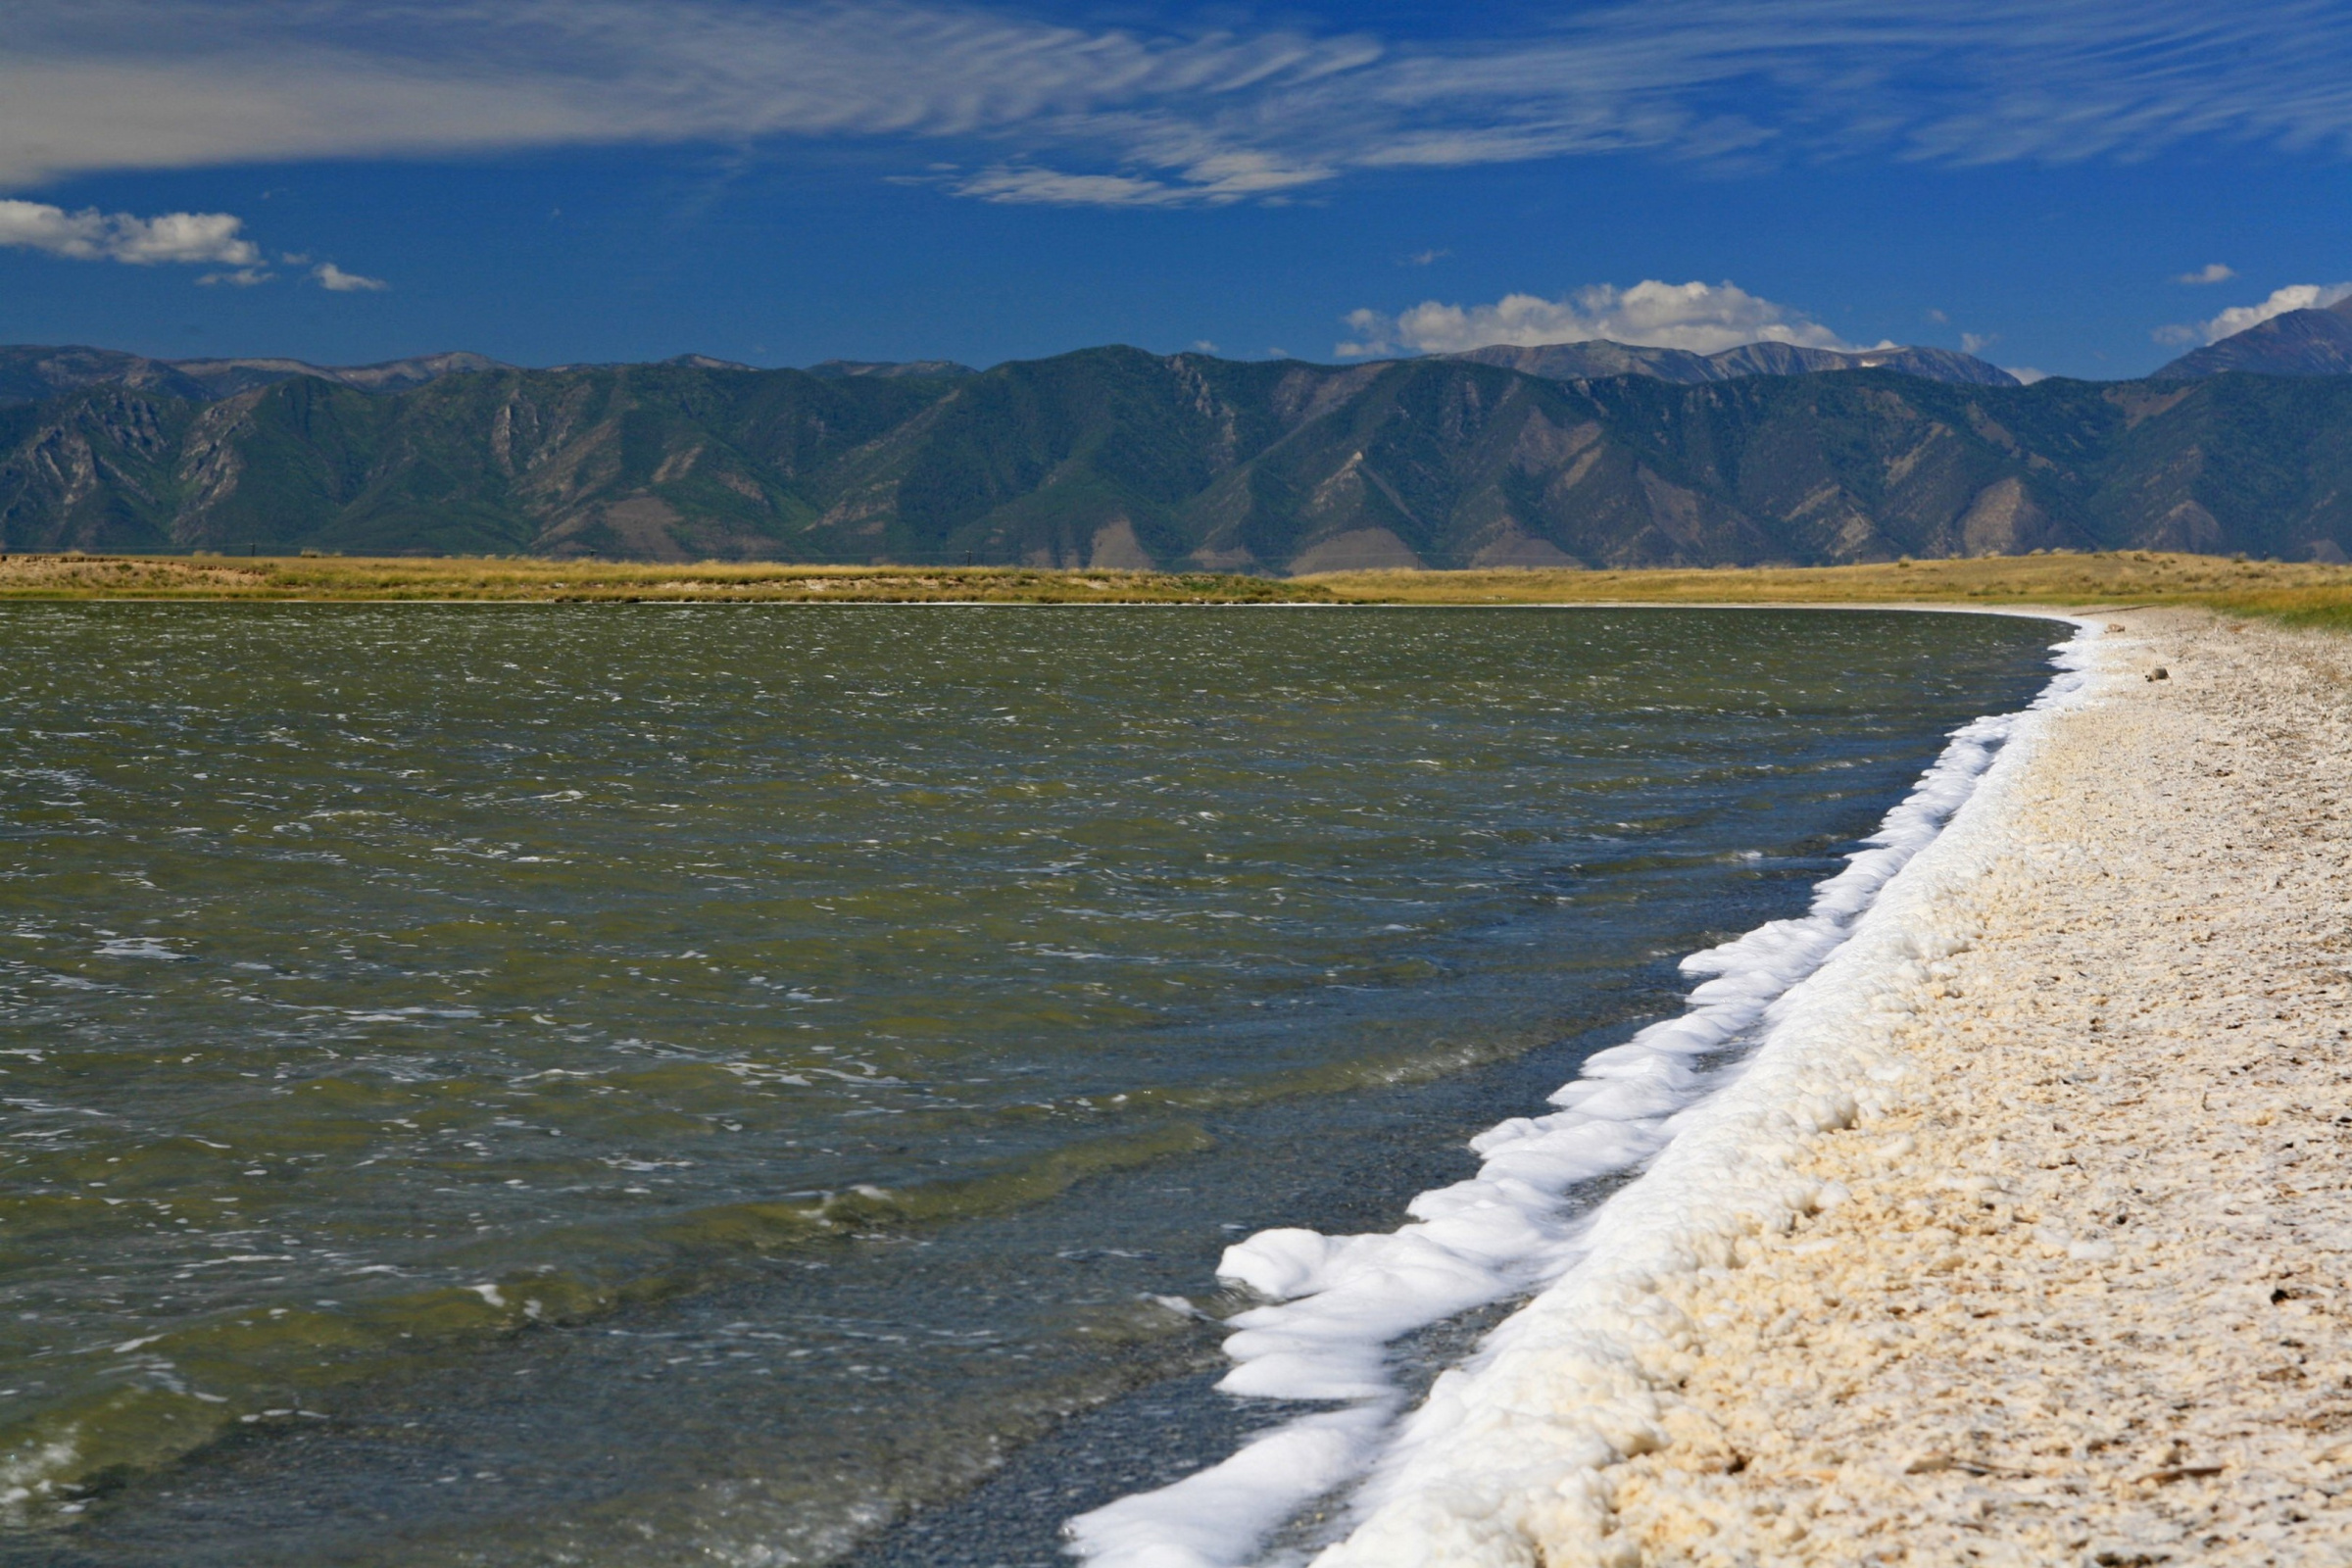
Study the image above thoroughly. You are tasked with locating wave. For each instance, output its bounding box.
[1067,614,2095,1568]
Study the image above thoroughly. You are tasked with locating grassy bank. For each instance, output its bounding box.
[1305,552,2352,623]
[0,555,1330,604]
[8,549,2352,622]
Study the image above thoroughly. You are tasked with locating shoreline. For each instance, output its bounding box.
[1307,609,2352,1564]
[1067,619,2094,1566]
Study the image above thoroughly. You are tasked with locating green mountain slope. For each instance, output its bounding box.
[7,348,2352,568]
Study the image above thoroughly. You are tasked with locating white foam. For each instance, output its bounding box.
[1065,616,2095,1568]
[93,936,190,961]
[1066,1406,1394,1568]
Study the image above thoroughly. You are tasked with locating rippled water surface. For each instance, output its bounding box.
[0,604,2057,1564]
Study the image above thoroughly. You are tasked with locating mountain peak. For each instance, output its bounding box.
[2152,296,2352,379]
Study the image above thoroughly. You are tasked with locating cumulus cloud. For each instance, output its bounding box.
[7,2,2352,207]
[2176,263,2236,284]
[312,261,387,291]
[0,198,259,265]
[2158,281,2352,345]
[1337,279,1857,358]
[198,266,273,286]
[1959,331,1996,355]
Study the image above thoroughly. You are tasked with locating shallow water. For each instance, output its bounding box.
[0,604,2057,1564]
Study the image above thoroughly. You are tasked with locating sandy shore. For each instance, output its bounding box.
[1312,609,2352,1567]
[1599,609,2352,1566]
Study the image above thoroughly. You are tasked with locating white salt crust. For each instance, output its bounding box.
[1069,614,2091,1568]
[1582,611,2352,1566]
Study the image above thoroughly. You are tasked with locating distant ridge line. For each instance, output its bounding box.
[1444,337,2022,387]
[0,337,2018,412]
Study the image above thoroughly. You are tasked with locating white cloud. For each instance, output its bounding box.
[2004,366,2051,384]
[1337,279,1857,358]
[950,167,1181,206]
[313,261,386,292]
[2159,281,2352,345]
[2176,263,2236,284]
[5,3,2352,207]
[948,148,1335,207]
[198,266,273,286]
[1959,331,1995,355]
[0,1,1376,203]
[0,197,259,265]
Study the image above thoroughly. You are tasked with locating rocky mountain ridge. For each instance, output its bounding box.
[1447,339,2020,386]
[0,346,518,408]
[2154,294,2352,379]
[0,335,2007,412]
[6,346,2352,570]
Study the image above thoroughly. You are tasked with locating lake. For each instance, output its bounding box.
[0,603,2057,1565]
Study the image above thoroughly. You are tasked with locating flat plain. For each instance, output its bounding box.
[11,550,2352,625]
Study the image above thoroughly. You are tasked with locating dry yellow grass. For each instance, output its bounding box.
[10,550,2352,628]
[0,554,1326,604]
[1303,550,2352,625]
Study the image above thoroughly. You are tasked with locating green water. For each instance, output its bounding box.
[0,604,2058,1564]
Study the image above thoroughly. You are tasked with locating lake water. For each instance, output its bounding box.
[0,604,2057,1565]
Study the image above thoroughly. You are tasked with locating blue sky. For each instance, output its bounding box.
[3,0,2351,380]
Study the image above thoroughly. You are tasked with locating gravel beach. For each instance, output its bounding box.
[1318,610,2352,1568]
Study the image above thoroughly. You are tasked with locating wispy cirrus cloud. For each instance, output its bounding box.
[7,2,2352,207]
[0,0,1375,202]
[1338,279,1862,358]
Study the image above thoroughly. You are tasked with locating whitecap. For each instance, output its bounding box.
[94,937,190,961]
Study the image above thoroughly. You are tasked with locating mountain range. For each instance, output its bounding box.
[5,314,2352,570]
[0,338,2003,412]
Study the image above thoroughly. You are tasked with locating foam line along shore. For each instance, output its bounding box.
[1298,609,2352,1565]
[1067,613,2094,1568]
[1512,608,2352,1566]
